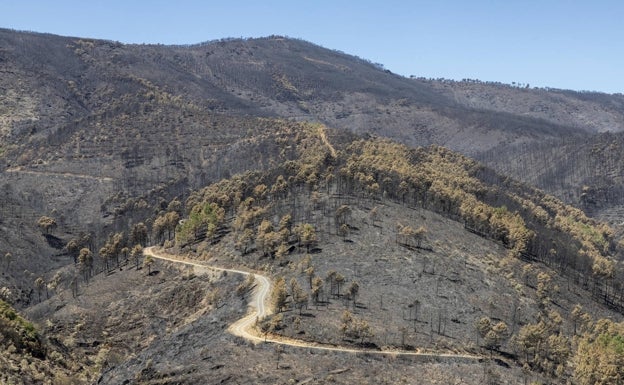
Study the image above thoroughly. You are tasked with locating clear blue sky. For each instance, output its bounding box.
[2,0,623,93]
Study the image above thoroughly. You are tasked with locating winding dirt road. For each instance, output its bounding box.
[144,247,271,341]
[144,247,483,362]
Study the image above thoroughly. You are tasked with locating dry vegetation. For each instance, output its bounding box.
[2,28,624,384]
[102,125,622,383]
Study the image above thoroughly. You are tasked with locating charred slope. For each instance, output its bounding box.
[98,131,623,384]
[2,29,623,206]
[1,28,619,160]
[1,27,623,306]
[2,29,624,224]
[477,131,624,223]
[1,28,624,298]
[2,121,623,384]
[418,78,624,134]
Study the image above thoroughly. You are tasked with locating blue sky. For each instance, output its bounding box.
[2,1,623,93]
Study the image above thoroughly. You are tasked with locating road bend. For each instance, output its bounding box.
[144,247,483,362]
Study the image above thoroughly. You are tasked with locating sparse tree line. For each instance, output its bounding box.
[465,257,624,385]
[36,145,328,299]
[154,126,624,358]
[477,132,624,209]
[66,225,149,294]
[184,130,624,383]
[258,255,373,345]
[336,140,622,314]
[330,139,624,382]
[512,289,624,383]
[24,214,154,301]
[23,127,618,296]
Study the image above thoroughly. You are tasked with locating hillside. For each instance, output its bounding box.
[2,29,624,228]
[83,129,624,383]
[0,299,80,384]
[418,78,624,134]
[478,131,624,220]
[2,122,623,384]
[2,28,624,384]
[2,29,624,230]
[3,29,622,160]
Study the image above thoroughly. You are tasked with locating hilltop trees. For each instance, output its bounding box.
[341,140,537,259]
[65,233,93,264]
[34,277,45,302]
[256,220,281,257]
[305,266,315,288]
[290,278,308,315]
[347,281,359,308]
[311,276,324,304]
[153,211,180,245]
[130,222,149,247]
[99,232,126,271]
[235,228,254,255]
[536,272,557,309]
[293,223,317,252]
[514,311,570,377]
[166,125,620,294]
[571,304,592,336]
[130,244,143,270]
[396,224,428,249]
[335,205,351,227]
[325,271,346,298]
[128,123,624,383]
[325,270,337,296]
[339,138,619,311]
[65,239,81,264]
[475,316,509,351]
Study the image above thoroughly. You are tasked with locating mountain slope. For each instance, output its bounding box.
[94,128,623,384]
[2,25,624,323]
[3,28,623,160]
[3,27,624,297]
[2,29,624,219]
[477,131,624,220]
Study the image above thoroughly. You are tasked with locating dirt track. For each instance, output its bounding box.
[145,247,483,362]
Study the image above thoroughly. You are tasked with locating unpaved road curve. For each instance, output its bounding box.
[145,247,483,362]
[144,247,271,341]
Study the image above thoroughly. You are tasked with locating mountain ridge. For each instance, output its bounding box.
[3,29,623,181]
